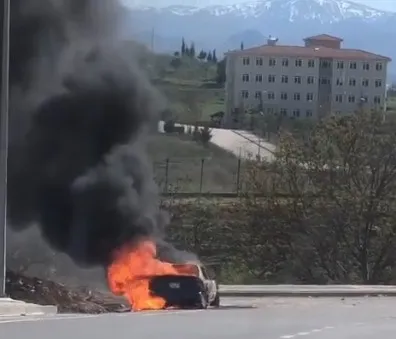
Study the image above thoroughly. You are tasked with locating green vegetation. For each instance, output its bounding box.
[147,134,240,193]
[164,111,396,284]
[136,38,227,125]
[387,96,396,113]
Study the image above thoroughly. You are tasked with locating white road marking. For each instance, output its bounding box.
[280,325,335,338]
[0,314,100,324]
[0,307,206,324]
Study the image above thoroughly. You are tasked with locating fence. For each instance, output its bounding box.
[153,157,245,194]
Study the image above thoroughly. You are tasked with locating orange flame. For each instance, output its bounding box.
[107,239,197,311]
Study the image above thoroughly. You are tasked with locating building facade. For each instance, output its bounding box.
[224,34,391,123]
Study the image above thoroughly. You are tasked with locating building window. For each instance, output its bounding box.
[282,58,289,66]
[281,75,288,83]
[293,109,300,117]
[308,59,315,68]
[307,76,314,84]
[280,108,287,116]
[306,93,314,101]
[336,78,343,86]
[337,61,344,69]
[376,62,383,71]
[242,57,250,65]
[362,79,369,87]
[363,62,370,70]
[335,94,343,103]
[375,79,382,88]
[320,77,330,85]
[295,59,303,67]
[306,110,313,117]
[255,91,262,99]
[268,74,276,83]
[281,92,288,100]
[269,58,276,66]
[350,62,357,69]
[321,60,331,68]
[294,76,301,84]
[267,92,275,100]
[256,57,263,66]
[348,95,355,103]
[255,74,263,82]
[241,90,249,98]
[242,74,250,82]
[294,93,301,101]
[349,78,356,86]
[374,96,381,104]
[361,96,368,103]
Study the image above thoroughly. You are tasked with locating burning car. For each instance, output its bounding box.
[107,240,220,311]
[148,264,220,309]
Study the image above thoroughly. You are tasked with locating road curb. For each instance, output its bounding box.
[219,290,396,297]
[0,298,58,317]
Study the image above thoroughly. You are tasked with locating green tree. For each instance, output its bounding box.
[181,38,186,55]
[189,42,196,58]
[170,57,182,69]
[212,49,217,63]
[206,51,213,62]
[243,111,396,283]
[198,126,213,147]
[240,41,244,50]
[197,50,207,61]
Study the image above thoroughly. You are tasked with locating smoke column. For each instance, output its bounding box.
[4,0,174,267]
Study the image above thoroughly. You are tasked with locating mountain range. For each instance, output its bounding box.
[121,0,396,78]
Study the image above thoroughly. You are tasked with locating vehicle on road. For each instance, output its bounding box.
[148,263,220,309]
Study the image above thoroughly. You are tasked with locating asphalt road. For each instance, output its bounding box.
[1,297,395,338]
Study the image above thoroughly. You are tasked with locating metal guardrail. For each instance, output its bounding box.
[218,285,396,297]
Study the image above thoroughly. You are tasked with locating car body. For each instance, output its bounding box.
[148,263,220,309]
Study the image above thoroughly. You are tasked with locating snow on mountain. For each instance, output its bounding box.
[123,0,396,74]
[134,0,392,23]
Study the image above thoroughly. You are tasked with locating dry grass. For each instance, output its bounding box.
[147,134,241,193]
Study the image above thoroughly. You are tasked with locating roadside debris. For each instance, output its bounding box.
[6,270,130,314]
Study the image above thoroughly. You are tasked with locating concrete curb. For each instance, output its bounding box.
[0,298,58,317]
[219,285,396,298]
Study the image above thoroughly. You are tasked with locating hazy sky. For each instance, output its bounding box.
[123,0,396,12]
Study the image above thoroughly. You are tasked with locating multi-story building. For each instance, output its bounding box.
[224,34,391,123]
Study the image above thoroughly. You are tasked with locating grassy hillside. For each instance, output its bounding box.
[147,134,240,193]
[142,49,225,124]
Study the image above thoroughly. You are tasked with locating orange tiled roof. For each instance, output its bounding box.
[304,34,343,41]
[225,44,391,62]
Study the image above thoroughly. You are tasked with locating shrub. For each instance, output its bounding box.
[199,126,212,146]
[164,120,175,133]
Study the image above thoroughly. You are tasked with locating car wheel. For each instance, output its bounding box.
[210,293,220,307]
[198,292,208,309]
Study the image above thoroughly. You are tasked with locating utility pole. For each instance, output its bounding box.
[0,0,10,297]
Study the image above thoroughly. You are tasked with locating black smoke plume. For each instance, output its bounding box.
[4,0,171,267]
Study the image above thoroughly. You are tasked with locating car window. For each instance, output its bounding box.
[201,266,209,279]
